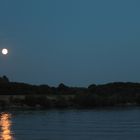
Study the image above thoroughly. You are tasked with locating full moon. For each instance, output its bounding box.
[2,48,8,55]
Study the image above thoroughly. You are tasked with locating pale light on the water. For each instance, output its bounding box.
[0,113,13,140]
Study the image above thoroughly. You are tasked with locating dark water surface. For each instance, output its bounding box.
[1,107,140,140]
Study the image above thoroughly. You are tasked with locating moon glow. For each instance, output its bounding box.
[2,48,8,55]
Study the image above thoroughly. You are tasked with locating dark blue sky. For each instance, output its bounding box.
[0,0,140,86]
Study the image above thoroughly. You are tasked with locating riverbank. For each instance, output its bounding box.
[1,76,140,109]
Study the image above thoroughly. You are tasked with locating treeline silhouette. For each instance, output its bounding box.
[0,76,140,109]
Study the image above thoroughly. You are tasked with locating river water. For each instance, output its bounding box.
[0,107,140,140]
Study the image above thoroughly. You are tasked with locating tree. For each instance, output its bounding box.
[2,75,9,82]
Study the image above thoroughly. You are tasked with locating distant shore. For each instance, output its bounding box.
[0,76,140,109]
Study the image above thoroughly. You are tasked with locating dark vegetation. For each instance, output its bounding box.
[0,76,140,109]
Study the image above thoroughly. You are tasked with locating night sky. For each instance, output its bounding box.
[0,0,140,87]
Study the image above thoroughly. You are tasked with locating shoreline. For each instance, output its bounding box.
[1,76,140,109]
